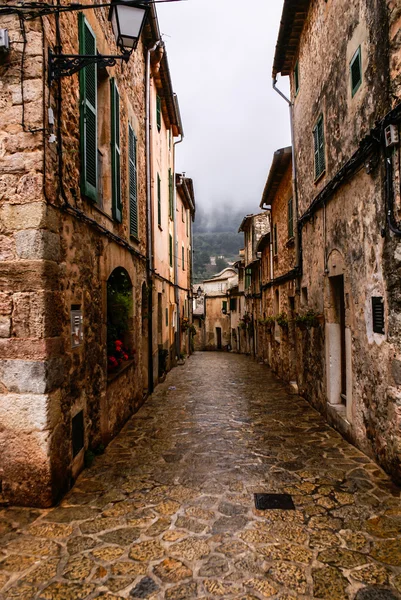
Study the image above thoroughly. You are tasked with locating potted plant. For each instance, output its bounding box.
[276,312,289,329]
[295,310,320,330]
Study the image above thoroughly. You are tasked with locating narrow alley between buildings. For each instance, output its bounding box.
[1,352,401,600]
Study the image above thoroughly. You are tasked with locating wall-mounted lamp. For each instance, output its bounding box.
[48,0,150,82]
[0,29,10,53]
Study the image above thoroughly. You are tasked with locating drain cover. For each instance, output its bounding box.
[254,493,295,511]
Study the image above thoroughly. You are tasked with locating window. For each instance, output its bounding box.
[79,14,97,202]
[222,300,227,314]
[110,78,122,222]
[157,173,161,227]
[313,115,326,180]
[156,95,161,131]
[128,125,138,238]
[169,234,173,267]
[288,197,294,239]
[186,211,189,237]
[165,307,168,327]
[182,245,185,270]
[182,205,185,222]
[294,60,300,95]
[230,297,237,311]
[350,46,362,97]
[273,223,278,255]
[372,297,385,334]
[168,169,174,220]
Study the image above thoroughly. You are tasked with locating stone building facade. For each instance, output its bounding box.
[269,0,401,482]
[0,3,194,506]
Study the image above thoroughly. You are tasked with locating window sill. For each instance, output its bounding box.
[130,234,140,244]
[314,170,326,185]
[91,203,115,224]
[107,359,135,384]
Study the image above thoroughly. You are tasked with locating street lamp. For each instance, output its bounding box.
[109,1,149,52]
[44,1,151,82]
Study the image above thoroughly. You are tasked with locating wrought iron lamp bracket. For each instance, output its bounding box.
[48,48,130,83]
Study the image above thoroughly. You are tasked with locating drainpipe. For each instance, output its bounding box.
[272,77,301,282]
[146,39,161,393]
[173,104,184,357]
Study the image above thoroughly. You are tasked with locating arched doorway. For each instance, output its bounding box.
[107,267,133,373]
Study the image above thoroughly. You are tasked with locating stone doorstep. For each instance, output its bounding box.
[327,401,352,438]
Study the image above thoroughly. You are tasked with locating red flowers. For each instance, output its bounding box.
[108,340,133,372]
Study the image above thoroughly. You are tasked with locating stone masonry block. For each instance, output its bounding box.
[12,291,63,338]
[0,316,11,338]
[0,358,64,394]
[9,79,42,106]
[0,261,60,292]
[3,131,42,154]
[0,203,59,233]
[0,293,12,315]
[0,150,42,174]
[0,337,63,360]
[0,235,15,260]
[0,174,19,200]
[15,229,60,261]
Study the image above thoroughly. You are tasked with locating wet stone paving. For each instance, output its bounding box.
[1,352,401,600]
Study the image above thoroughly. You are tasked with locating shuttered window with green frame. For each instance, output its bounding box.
[128,124,138,238]
[79,14,97,202]
[156,95,161,131]
[313,114,326,180]
[169,234,173,267]
[157,173,161,226]
[110,78,122,222]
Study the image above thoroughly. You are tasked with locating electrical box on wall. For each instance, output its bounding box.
[0,30,9,52]
[71,306,83,348]
[385,124,399,148]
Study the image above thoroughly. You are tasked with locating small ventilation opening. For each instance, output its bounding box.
[254,493,295,511]
[351,47,362,96]
[372,297,385,334]
[72,410,84,457]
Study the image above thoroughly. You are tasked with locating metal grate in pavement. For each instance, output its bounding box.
[254,493,295,510]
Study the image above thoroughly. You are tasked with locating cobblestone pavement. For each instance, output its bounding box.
[1,353,401,600]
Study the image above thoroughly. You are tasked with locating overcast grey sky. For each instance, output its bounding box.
[157,0,290,215]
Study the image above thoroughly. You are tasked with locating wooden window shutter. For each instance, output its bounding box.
[128,124,138,238]
[79,14,97,202]
[222,301,227,314]
[157,173,161,226]
[314,115,325,179]
[156,95,161,131]
[169,234,173,267]
[182,246,184,270]
[110,79,122,222]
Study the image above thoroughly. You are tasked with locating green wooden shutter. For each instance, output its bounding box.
[222,301,227,314]
[128,124,138,238]
[169,234,173,267]
[314,115,325,179]
[79,14,97,202]
[110,78,122,222]
[156,95,161,131]
[182,246,184,270]
[157,173,161,226]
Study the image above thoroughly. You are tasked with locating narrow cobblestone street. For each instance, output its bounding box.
[1,353,401,599]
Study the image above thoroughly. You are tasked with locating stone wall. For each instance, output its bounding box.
[0,6,150,505]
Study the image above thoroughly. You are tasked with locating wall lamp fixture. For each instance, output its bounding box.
[0,1,154,83]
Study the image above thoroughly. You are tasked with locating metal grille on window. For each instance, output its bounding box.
[372,297,385,334]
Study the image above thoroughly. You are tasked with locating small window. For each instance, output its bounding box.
[372,297,385,334]
[350,46,362,97]
[72,410,84,457]
[313,115,326,180]
[273,223,278,255]
[222,300,227,314]
[245,268,252,289]
[288,197,294,239]
[230,297,237,312]
[156,95,161,131]
[294,61,300,95]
